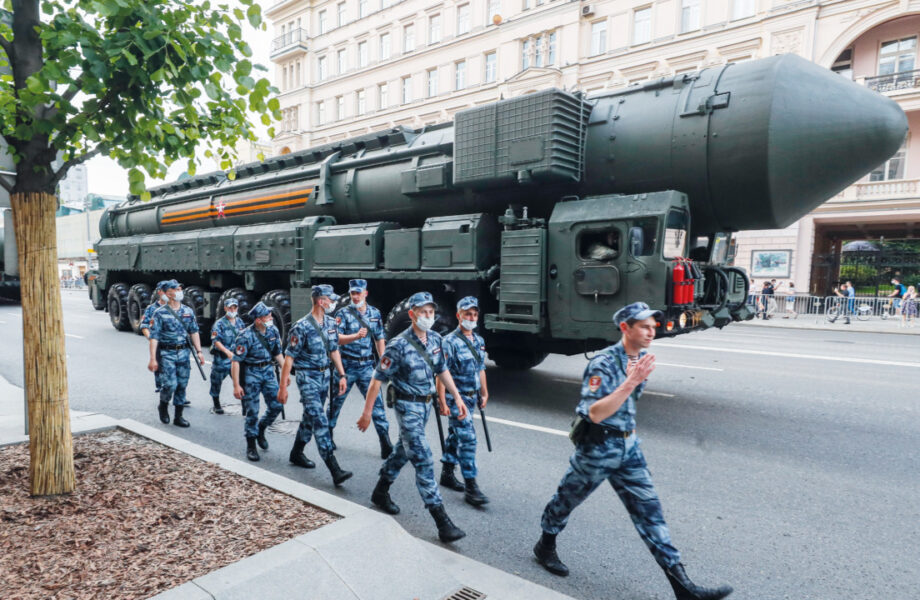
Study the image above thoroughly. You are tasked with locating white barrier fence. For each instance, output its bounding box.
[748,293,912,323]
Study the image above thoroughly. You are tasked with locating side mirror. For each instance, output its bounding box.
[628,227,644,257]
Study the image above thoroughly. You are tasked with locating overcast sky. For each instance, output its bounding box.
[85,8,272,197]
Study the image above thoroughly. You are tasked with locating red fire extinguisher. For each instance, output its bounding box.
[682,258,696,304]
[672,260,686,305]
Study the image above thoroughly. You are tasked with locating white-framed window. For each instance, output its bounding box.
[633,8,651,45]
[427,68,439,97]
[404,24,415,53]
[487,0,501,24]
[591,20,607,55]
[380,32,391,60]
[358,41,368,68]
[337,2,346,27]
[402,76,412,104]
[548,32,556,66]
[318,10,328,34]
[522,39,530,69]
[378,82,389,109]
[317,56,328,81]
[870,138,907,181]
[317,101,326,125]
[457,4,470,35]
[429,14,441,44]
[336,95,345,120]
[832,48,853,80]
[523,0,531,8]
[337,49,347,75]
[681,0,699,33]
[732,0,755,20]
[356,89,366,115]
[485,51,497,83]
[295,60,301,87]
[535,35,544,67]
[282,106,299,132]
[879,37,917,76]
[455,60,466,90]
[359,0,368,19]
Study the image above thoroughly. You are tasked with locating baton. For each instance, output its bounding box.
[187,339,207,381]
[274,363,286,420]
[478,402,493,453]
[433,400,446,453]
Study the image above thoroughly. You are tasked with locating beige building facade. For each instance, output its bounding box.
[266,0,920,295]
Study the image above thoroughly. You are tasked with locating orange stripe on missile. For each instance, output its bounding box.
[162,189,309,219]
[161,189,312,225]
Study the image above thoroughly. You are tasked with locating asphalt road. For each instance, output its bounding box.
[2,290,919,600]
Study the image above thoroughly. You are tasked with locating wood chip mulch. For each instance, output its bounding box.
[0,430,339,600]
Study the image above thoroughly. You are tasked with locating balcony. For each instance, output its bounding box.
[863,69,920,94]
[271,28,308,58]
[832,178,920,203]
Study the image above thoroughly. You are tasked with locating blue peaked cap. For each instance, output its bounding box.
[349,279,367,292]
[409,291,435,309]
[457,296,479,311]
[248,301,271,319]
[613,302,662,325]
[311,284,339,301]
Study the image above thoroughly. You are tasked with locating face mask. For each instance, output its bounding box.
[415,315,435,331]
[460,319,477,331]
[263,318,273,327]
[353,299,366,308]
[226,311,238,319]
[159,294,167,303]
[323,302,335,314]
[174,290,184,302]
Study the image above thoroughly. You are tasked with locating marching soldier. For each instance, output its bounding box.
[330,279,392,458]
[437,296,490,506]
[209,297,244,414]
[357,291,467,543]
[279,284,353,486]
[140,280,169,394]
[231,302,286,462]
[147,280,203,428]
[533,302,733,600]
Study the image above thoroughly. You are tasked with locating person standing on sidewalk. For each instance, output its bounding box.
[208,297,245,414]
[329,279,392,458]
[533,302,733,600]
[231,302,286,461]
[900,285,917,327]
[279,284,353,486]
[357,291,468,543]
[148,280,203,428]
[437,295,490,507]
[829,283,851,325]
[140,280,169,395]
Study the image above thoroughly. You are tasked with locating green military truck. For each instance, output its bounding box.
[87,55,905,369]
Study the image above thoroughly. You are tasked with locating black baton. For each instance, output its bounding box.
[433,399,446,453]
[478,397,493,453]
[188,339,207,381]
[274,363,285,420]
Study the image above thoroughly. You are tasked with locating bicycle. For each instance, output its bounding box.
[825,297,853,322]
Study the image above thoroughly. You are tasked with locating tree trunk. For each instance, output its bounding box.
[11,191,74,496]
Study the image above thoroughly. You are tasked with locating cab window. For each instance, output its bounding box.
[663,210,689,259]
[579,229,620,261]
[631,219,658,257]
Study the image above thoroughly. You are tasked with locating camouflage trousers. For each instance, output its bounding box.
[328,359,389,438]
[158,348,190,407]
[540,433,681,569]
[441,393,478,480]
[380,400,443,509]
[209,359,232,399]
[242,365,282,439]
[295,369,334,462]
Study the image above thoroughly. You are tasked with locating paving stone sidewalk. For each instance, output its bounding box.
[737,314,920,335]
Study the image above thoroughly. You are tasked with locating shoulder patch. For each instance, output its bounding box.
[380,356,392,370]
[290,335,298,347]
[588,375,602,392]
[236,345,245,355]
[336,316,342,324]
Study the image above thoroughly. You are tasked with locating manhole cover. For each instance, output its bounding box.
[267,420,301,436]
[441,587,486,600]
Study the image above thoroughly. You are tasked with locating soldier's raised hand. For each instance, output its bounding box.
[626,354,656,385]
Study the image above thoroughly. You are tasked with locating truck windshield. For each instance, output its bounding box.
[710,233,731,264]
[663,210,689,259]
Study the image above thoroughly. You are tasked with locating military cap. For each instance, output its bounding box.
[613,301,662,326]
[155,280,171,292]
[457,296,479,311]
[161,279,181,291]
[311,284,339,301]
[349,279,368,293]
[223,297,239,307]
[409,291,435,309]
[248,301,271,319]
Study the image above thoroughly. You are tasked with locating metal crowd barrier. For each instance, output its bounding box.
[746,293,901,323]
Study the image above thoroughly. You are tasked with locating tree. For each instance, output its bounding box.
[0,0,279,495]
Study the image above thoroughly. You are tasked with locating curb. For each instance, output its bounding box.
[736,319,920,336]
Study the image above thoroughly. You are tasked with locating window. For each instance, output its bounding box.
[359,0,368,19]
[429,14,441,44]
[295,60,301,87]
[402,76,412,104]
[337,49,347,75]
[487,0,501,24]
[879,37,917,76]
[681,0,700,33]
[457,4,470,35]
[579,229,620,261]
[356,89,366,115]
[337,2,346,27]
[317,101,326,125]
[281,106,300,132]
[524,0,531,8]
[455,60,466,90]
[591,20,607,55]
[870,138,907,181]
[548,32,557,66]
[663,210,689,259]
[336,95,345,120]
[485,52,497,83]
[427,68,439,97]
[732,0,755,20]
[832,48,853,80]
[317,56,328,81]
[318,10,328,34]
[378,82,389,109]
[380,32,391,60]
[522,39,530,69]
[404,24,415,53]
[630,218,658,257]
[358,41,368,67]
[632,8,650,45]
[535,35,544,67]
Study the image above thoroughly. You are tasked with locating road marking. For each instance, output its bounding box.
[65,333,83,339]
[472,413,569,437]
[655,361,723,372]
[549,378,674,397]
[655,342,920,368]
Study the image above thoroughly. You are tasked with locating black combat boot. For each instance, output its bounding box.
[257,422,269,450]
[371,477,400,514]
[663,563,733,600]
[439,464,465,491]
[324,455,353,486]
[288,439,315,469]
[158,402,170,424]
[429,504,465,543]
[246,437,259,462]
[533,535,569,577]
[464,478,489,506]
[211,396,224,415]
[173,405,190,428]
[378,433,394,459]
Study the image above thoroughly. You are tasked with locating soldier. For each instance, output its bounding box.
[329,279,392,458]
[140,280,169,395]
[147,280,203,428]
[437,295,490,506]
[533,302,733,600]
[231,302,286,462]
[357,291,467,543]
[209,297,245,414]
[279,284,352,486]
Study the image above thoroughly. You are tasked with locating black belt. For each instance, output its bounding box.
[341,355,374,363]
[245,361,272,368]
[395,392,433,403]
[298,364,330,372]
[159,343,186,351]
[456,389,477,397]
[587,423,635,439]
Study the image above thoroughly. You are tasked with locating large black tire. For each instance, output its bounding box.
[87,271,106,310]
[107,283,131,331]
[488,349,548,371]
[218,287,256,326]
[384,295,457,340]
[260,289,292,345]
[127,283,153,335]
[182,285,213,343]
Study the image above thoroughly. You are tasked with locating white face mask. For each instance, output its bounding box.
[353,299,366,308]
[415,315,435,331]
[225,311,238,319]
[460,319,477,331]
[263,318,273,327]
[173,290,184,302]
[323,301,335,314]
[159,294,168,303]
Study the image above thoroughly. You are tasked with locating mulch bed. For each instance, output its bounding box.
[0,430,338,600]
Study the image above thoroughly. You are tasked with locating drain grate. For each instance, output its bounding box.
[442,587,486,600]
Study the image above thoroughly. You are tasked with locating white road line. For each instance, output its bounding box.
[655,362,723,372]
[472,413,569,437]
[655,342,920,368]
[548,378,674,397]
[65,333,84,339]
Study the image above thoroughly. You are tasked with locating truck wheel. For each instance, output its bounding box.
[218,288,256,326]
[87,271,106,310]
[384,297,413,340]
[127,283,153,335]
[260,289,292,345]
[488,349,548,370]
[107,283,131,331]
[182,285,213,343]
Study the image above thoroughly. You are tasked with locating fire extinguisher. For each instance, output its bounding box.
[682,258,696,304]
[672,260,686,305]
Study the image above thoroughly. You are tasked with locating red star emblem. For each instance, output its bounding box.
[216,201,227,218]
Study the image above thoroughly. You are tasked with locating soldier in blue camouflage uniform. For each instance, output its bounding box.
[231,302,286,462]
[437,296,490,506]
[533,302,733,600]
[357,291,467,543]
[140,281,169,395]
[279,284,352,486]
[209,297,244,414]
[148,280,204,428]
[330,279,391,458]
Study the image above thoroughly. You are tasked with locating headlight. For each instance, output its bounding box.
[678,312,688,329]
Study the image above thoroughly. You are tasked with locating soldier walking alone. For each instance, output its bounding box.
[209,297,244,414]
[534,302,733,600]
[357,291,467,543]
[140,280,169,395]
